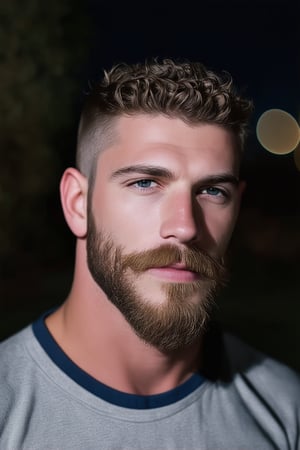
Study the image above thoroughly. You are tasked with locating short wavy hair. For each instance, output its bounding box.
[77,58,253,178]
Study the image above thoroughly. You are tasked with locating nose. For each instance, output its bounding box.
[160,191,199,244]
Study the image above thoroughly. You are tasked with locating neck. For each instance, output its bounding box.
[46,245,204,395]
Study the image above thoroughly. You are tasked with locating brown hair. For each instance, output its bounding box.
[77,58,253,178]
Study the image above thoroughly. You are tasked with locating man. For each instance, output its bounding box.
[1,58,299,449]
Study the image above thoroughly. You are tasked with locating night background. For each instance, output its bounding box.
[1,0,299,371]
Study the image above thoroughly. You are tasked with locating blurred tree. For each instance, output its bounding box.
[0,0,90,273]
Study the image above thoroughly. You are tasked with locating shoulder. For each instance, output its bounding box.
[0,326,33,367]
[223,332,300,409]
[0,327,35,409]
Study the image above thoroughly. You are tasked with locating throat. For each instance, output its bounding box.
[45,297,203,396]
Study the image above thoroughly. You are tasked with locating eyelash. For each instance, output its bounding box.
[129,179,159,191]
[200,186,228,198]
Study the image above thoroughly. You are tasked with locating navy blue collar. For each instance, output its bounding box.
[32,311,206,409]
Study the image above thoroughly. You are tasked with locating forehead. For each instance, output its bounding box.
[97,114,239,176]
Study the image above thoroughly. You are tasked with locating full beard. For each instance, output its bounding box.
[86,211,228,353]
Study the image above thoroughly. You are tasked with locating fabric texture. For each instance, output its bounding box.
[0,313,300,450]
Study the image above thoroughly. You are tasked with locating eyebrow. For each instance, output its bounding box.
[110,164,239,185]
[198,174,239,186]
[110,165,173,180]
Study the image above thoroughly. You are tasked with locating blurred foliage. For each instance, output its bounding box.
[0,0,90,272]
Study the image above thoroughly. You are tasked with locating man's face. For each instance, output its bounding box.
[86,115,242,352]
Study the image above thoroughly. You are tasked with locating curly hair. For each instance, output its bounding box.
[77,58,253,178]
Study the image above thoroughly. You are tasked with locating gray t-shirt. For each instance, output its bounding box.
[1,312,300,450]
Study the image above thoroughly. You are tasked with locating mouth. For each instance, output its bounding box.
[146,264,200,282]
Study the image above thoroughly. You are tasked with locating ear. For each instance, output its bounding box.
[60,168,88,238]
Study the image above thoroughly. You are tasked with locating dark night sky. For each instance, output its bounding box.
[86,0,300,117]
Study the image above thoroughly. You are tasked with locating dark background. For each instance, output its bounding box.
[1,0,299,370]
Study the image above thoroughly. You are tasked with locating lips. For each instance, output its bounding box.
[121,243,227,284]
[146,265,200,282]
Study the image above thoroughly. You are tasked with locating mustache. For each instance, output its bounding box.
[121,244,227,282]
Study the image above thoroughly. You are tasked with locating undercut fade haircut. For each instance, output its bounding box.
[76,58,253,182]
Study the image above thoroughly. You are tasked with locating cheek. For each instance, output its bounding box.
[93,188,160,249]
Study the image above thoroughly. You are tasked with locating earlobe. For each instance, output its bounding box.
[60,168,88,238]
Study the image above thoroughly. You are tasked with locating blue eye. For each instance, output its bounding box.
[135,179,156,189]
[200,186,229,202]
[205,187,222,196]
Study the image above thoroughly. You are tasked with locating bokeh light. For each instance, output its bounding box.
[256,109,300,155]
